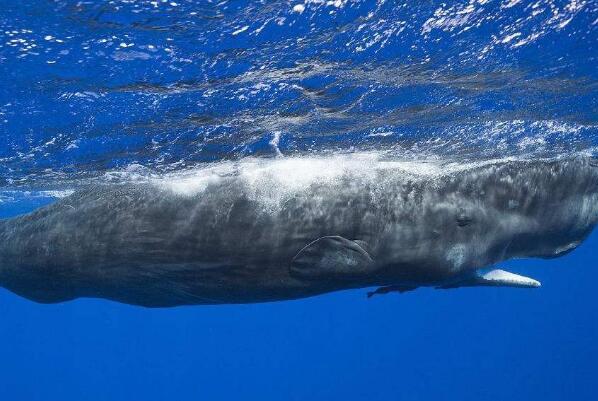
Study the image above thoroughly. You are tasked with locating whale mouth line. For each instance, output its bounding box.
[553,241,582,256]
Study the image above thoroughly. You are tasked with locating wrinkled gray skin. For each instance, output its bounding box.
[0,156,597,307]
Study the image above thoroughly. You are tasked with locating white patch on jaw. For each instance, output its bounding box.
[446,244,467,272]
[554,241,581,255]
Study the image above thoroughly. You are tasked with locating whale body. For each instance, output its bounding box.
[0,154,597,307]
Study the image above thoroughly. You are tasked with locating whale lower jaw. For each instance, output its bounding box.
[437,268,541,290]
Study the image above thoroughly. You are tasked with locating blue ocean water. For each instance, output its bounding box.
[0,1,597,400]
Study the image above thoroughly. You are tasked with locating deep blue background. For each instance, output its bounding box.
[0,200,597,401]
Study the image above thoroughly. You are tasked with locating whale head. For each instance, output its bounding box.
[456,157,598,265]
[394,156,598,277]
[497,157,598,260]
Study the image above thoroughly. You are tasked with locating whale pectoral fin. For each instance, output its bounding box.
[290,236,375,280]
[367,285,417,298]
[437,268,541,289]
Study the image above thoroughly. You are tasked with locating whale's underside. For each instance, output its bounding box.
[0,154,597,307]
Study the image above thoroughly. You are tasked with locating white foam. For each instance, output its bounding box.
[39,190,75,198]
[292,4,306,14]
[269,132,283,156]
[150,152,524,201]
[232,26,249,36]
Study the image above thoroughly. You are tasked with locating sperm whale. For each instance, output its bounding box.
[0,154,597,307]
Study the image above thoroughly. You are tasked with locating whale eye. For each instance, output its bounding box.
[456,210,473,227]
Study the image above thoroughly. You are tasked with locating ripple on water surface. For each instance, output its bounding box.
[0,0,595,193]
